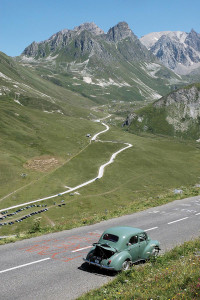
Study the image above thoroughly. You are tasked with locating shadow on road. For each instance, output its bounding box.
[78,262,116,277]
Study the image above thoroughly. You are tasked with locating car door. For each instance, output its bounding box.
[127,235,140,262]
[138,232,148,259]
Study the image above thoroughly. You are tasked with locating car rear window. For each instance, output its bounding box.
[103,233,119,243]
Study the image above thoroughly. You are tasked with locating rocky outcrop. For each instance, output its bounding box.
[122,113,137,126]
[154,86,200,132]
[126,84,200,139]
[106,22,135,42]
[185,29,200,52]
[73,22,104,35]
[23,41,39,57]
[140,30,200,75]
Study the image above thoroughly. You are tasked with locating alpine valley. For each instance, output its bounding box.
[0,21,200,240]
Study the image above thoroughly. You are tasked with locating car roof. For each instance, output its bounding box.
[103,226,144,237]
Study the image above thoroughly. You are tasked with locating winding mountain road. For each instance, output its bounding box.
[0,115,200,299]
[0,117,132,213]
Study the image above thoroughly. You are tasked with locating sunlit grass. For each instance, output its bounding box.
[79,238,200,300]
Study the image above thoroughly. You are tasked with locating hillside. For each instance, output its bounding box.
[17,22,184,103]
[0,51,200,240]
[126,83,200,140]
[0,51,106,199]
[1,31,200,240]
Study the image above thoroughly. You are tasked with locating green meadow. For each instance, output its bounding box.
[1,120,200,236]
[0,51,200,237]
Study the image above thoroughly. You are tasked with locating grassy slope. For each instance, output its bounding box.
[0,94,105,198]
[0,52,106,204]
[128,83,200,140]
[1,125,200,235]
[35,58,179,104]
[79,238,200,300]
[0,52,200,238]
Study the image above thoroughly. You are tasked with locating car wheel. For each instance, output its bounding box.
[121,259,131,271]
[151,247,159,257]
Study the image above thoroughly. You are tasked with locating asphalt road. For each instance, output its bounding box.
[1,195,200,299]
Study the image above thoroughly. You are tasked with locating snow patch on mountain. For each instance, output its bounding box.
[14,99,23,106]
[141,62,161,78]
[140,30,200,74]
[0,72,12,81]
[83,76,131,88]
[83,76,92,84]
[131,76,161,99]
[140,31,171,49]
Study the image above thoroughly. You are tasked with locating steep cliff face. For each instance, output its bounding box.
[127,84,200,140]
[154,86,200,133]
[106,22,136,42]
[140,30,200,75]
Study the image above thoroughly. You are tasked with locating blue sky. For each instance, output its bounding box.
[1,0,200,57]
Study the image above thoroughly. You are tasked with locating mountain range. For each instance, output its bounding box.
[16,22,183,103]
[140,29,200,75]
[1,21,200,142]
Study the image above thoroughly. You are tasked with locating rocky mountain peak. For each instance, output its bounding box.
[73,22,104,35]
[185,29,200,52]
[140,30,200,74]
[106,21,135,42]
[23,41,38,57]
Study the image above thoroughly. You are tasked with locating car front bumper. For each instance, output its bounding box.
[83,258,115,270]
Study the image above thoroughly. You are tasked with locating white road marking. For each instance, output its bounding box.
[195,212,200,215]
[145,227,158,232]
[72,246,93,253]
[0,258,50,274]
[168,217,189,225]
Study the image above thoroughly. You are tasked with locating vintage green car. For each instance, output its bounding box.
[83,226,160,271]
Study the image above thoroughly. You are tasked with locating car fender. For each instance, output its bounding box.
[109,251,132,271]
[85,247,96,259]
[142,240,160,259]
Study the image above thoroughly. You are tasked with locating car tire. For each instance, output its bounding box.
[151,247,159,257]
[121,259,131,271]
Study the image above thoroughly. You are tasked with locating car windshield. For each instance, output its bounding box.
[103,233,119,243]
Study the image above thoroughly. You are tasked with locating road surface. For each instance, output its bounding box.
[1,195,200,299]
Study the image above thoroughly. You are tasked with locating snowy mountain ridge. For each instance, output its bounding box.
[140,30,200,75]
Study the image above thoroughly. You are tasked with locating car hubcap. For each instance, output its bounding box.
[122,260,130,270]
[152,248,159,257]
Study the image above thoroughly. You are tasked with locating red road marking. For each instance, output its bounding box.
[20,232,101,263]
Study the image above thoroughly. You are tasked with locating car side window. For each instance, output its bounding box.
[129,235,138,244]
[139,232,147,242]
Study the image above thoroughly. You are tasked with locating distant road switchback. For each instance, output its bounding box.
[0,115,132,212]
